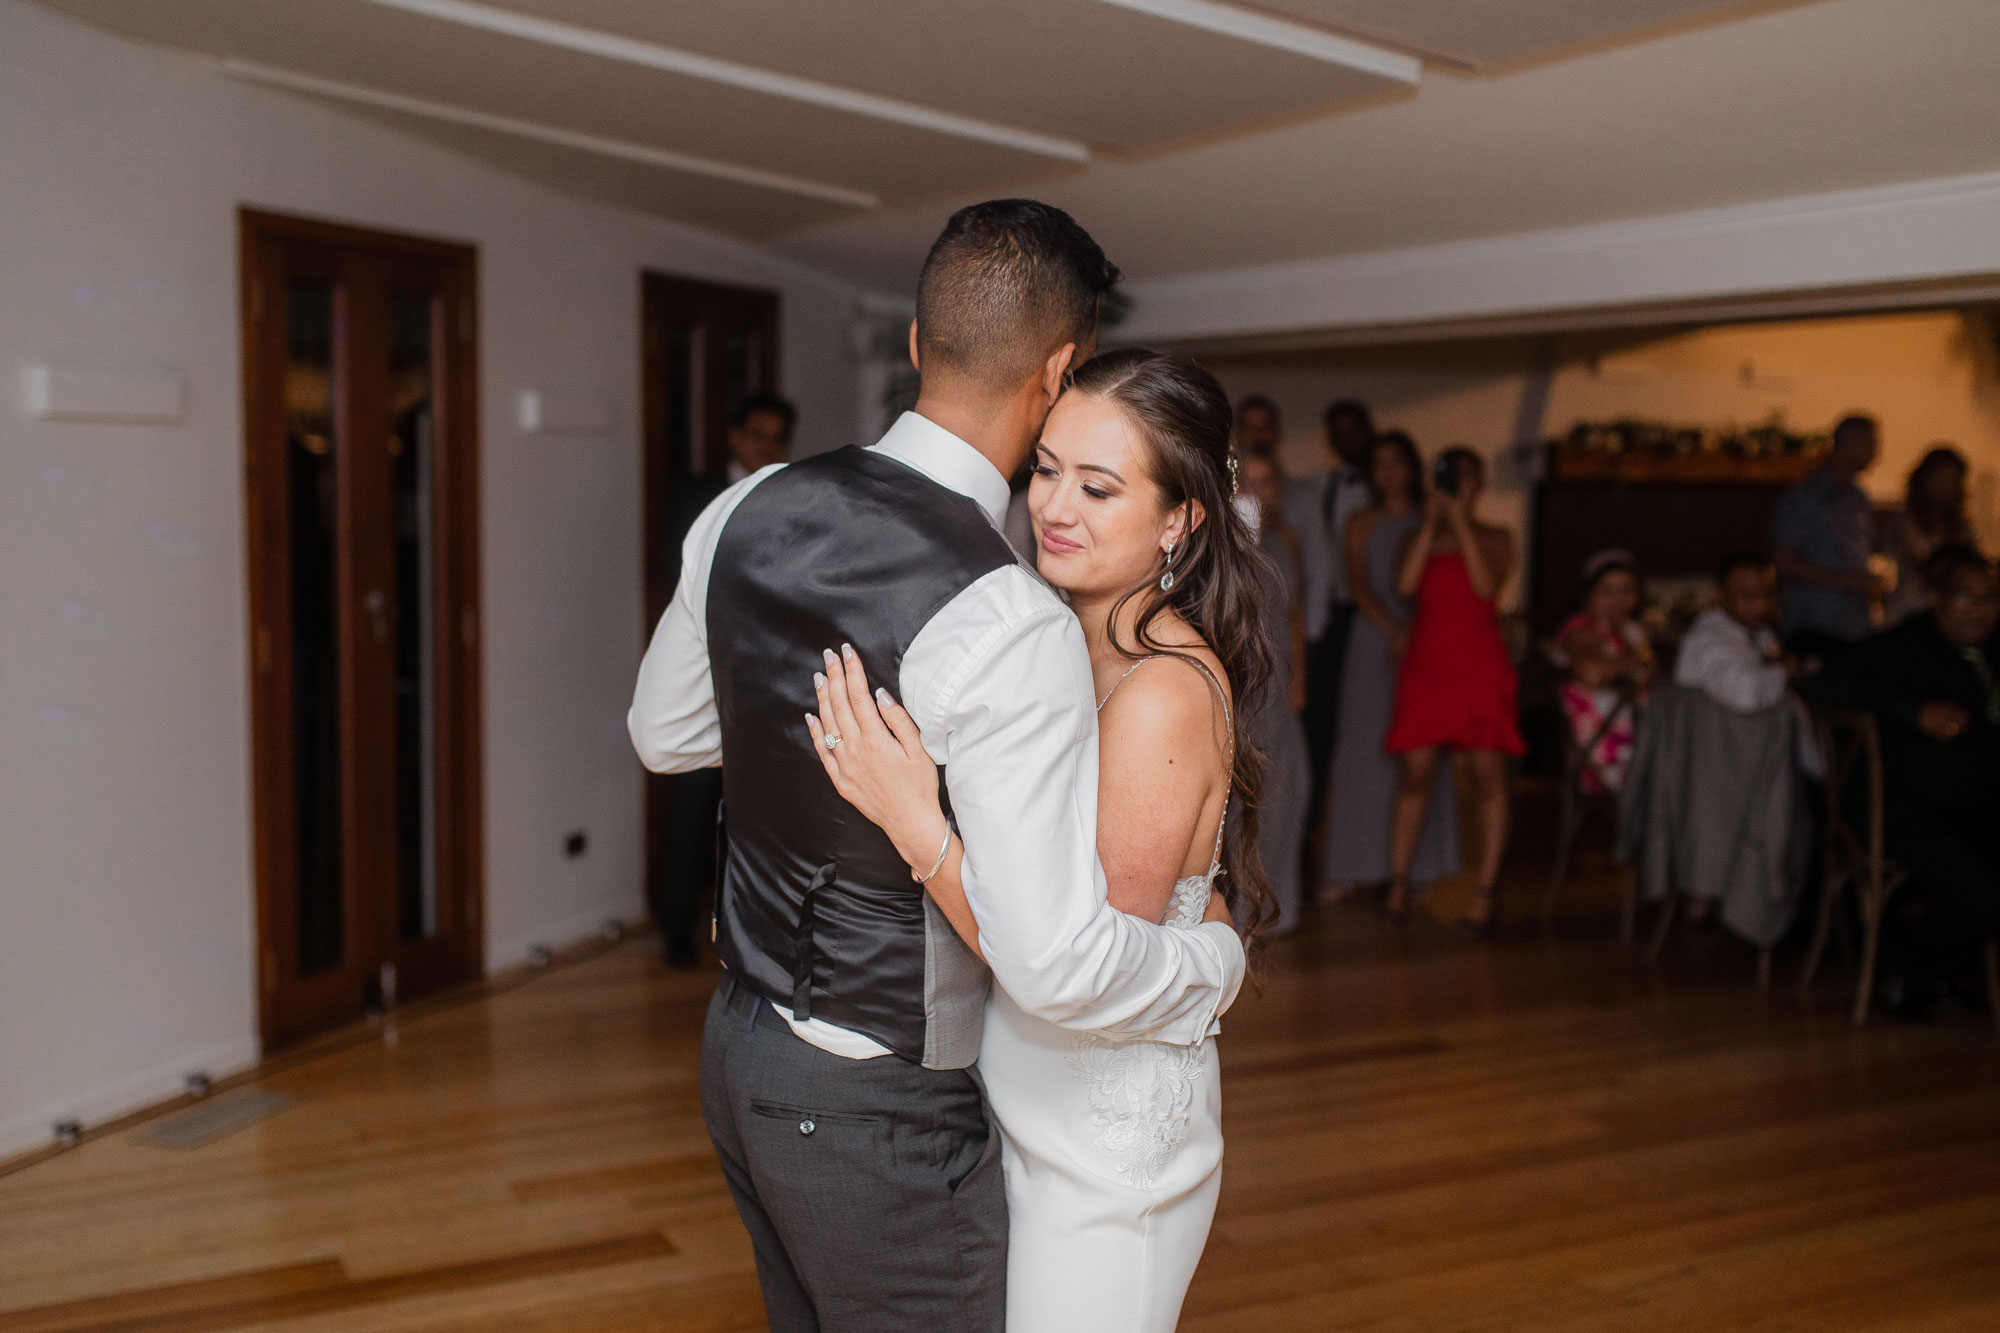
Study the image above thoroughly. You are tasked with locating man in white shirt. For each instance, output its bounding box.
[1676,554,1793,713]
[628,201,1245,1332]
[1676,552,1823,783]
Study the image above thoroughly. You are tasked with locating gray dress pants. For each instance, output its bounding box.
[700,973,1007,1332]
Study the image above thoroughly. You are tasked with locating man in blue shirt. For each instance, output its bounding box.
[1774,414,1881,660]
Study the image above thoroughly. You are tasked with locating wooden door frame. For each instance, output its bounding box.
[637,270,780,918]
[639,271,781,623]
[239,208,485,1049]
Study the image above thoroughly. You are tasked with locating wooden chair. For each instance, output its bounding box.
[1643,880,1776,989]
[1798,708,1910,1026]
[1616,681,1781,988]
[1541,678,1641,940]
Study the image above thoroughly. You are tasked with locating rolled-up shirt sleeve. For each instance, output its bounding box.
[918,584,1246,1045]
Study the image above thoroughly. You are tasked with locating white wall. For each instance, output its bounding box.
[0,1,862,1156]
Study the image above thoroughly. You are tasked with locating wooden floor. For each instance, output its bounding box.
[5,878,2000,1331]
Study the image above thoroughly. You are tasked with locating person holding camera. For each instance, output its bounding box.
[1380,447,1524,935]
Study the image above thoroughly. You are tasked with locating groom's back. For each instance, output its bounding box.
[705,445,1016,1067]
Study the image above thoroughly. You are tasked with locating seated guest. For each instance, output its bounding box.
[1773,413,1881,663]
[1677,553,1790,713]
[1678,552,1823,794]
[1551,549,1653,794]
[1817,546,2000,1018]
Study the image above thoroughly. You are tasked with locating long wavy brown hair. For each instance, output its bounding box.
[1067,348,1279,942]
[1906,446,1970,540]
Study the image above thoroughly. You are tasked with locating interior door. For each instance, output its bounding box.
[639,272,780,928]
[241,210,483,1049]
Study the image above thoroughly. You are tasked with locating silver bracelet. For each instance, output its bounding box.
[912,824,953,884]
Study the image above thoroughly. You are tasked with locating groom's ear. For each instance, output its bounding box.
[1039,341,1077,405]
[907,318,921,372]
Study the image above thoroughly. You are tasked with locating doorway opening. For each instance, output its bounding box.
[638,272,780,950]
[239,209,483,1049]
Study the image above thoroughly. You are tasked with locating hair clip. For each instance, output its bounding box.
[1226,453,1241,498]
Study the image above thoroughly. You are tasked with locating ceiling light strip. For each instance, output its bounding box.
[364,0,1091,162]
[221,59,880,208]
[1092,0,1419,82]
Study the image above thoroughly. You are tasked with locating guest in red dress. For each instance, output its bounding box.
[1383,447,1523,934]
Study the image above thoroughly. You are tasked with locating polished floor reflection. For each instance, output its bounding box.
[5,885,1999,1331]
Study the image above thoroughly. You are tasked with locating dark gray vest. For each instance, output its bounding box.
[706,446,1017,1067]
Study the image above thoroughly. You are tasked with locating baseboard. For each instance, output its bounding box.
[487,899,646,974]
[0,1032,262,1161]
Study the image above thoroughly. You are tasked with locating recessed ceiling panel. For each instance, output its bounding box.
[479,0,1413,155]
[1256,0,1774,68]
[320,99,870,237]
[38,0,1073,203]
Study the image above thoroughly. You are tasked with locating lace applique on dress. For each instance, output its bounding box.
[1066,873,1216,1189]
[1067,1027,1206,1189]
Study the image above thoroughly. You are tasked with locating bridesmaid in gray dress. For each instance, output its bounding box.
[1321,433,1458,896]
[1237,448,1311,935]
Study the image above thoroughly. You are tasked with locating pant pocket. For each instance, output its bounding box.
[947,1115,1001,1196]
[748,1101,881,1134]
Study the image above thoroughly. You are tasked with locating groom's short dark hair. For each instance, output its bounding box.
[915,199,1120,392]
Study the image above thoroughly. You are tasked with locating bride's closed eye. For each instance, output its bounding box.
[1037,462,1111,500]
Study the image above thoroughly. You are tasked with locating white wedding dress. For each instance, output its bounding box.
[979,658,1230,1332]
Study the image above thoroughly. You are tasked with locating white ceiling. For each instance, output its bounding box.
[1253,0,1779,68]
[34,0,2000,290]
[35,0,1417,236]
[777,0,2000,290]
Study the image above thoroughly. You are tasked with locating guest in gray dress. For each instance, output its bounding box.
[1321,433,1459,896]
[1237,447,1312,935]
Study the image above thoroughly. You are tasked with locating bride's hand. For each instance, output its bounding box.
[806,644,950,875]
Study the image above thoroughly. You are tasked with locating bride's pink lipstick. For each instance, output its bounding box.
[1040,529,1084,557]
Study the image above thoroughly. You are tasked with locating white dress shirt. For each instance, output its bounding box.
[629,411,1247,1060]
[1675,607,1825,777]
[1674,608,1788,713]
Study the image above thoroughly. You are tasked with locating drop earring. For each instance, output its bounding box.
[1159,539,1177,592]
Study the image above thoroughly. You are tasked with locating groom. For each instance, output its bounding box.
[629,199,1247,1331]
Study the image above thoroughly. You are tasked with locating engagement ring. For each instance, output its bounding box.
[823,733,843,750]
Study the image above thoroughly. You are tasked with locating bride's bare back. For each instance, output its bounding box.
[1092,647,1234,925]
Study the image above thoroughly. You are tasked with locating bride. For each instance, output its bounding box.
[805,348,1276,1331]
